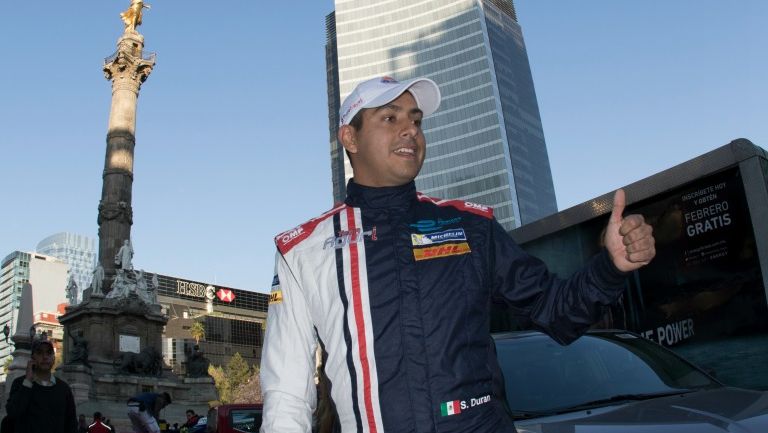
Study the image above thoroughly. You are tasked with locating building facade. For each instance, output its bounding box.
[326,0,557,229]
[36,232,97,304]
[0,251,269,379]
[0,252,68,377]
[151,273,269,374]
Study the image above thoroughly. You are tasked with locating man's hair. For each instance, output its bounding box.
[162,392,172,405]
[348,110,365,131]
[186,409,196,415]
[342,110,366,165]
[93,412,102,420]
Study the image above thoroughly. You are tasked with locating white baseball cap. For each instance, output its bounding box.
[339,76,441,126]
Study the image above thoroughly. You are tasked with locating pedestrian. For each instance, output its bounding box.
[126,391,171,433]
[259,76,656,432]
[87,411,112,433]
[104,418,115,433]
[5,335,78,433]
[181,409,200,431]
[78,414,88,433]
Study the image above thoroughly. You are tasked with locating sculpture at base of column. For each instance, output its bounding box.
[186,345,211,378]
[68,330,91,368]
[91,264,105,296]
[106,268,159,306]
[115,239,134,271]
[66,277,79,305]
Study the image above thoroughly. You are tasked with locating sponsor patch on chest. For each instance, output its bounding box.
[413,242,471,261]
[411,228,466,246]
[269,290,283,305]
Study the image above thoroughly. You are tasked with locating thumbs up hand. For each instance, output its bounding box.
[604,189,656,272]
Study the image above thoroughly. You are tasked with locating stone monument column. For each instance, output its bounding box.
[98,29,155,293]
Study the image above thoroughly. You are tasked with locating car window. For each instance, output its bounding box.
[230,409,263,433]
[495,333,718,414]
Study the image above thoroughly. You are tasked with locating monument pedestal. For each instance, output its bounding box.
[59,292,166,380]
[59,292,217,424]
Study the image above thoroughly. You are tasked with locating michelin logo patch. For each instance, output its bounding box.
[411,228,466,246]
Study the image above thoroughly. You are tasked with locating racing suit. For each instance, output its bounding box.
[260,181,627,433]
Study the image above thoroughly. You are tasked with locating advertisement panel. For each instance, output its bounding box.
[625,167,766,345]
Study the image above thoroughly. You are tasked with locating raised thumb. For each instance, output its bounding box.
[610,189,626,224]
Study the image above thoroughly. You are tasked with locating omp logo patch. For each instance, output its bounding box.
[269,290,283,305]
[411,228,466,246]
[413,242,471,261]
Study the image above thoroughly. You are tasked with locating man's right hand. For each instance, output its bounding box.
[25,359,35,381]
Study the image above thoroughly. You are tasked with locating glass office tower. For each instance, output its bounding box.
[326,0,556,229]
[36,232,97,304]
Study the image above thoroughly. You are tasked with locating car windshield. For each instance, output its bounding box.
[230,409,262,433]
[495,332,719,415]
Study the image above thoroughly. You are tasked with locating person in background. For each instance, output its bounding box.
[104,418,116,433]
[126,391,171,433]
[181,409,200,431]
[5,335,78,433]
[87,411,112,433]
[78,414,89,433]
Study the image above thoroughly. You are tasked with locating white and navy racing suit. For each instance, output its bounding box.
[260,181,627,433]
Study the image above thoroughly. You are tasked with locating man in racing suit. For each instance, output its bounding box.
[260,76,656,433]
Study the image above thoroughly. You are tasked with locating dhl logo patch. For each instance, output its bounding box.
[413,242,471,261]
[269,290,283,305]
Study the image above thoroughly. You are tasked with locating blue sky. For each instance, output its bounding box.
[1,1,765,293]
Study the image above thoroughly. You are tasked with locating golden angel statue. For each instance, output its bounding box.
[120,0,151,33]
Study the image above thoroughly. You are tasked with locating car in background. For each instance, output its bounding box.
[495,330,768,433]
[206,404,263,433]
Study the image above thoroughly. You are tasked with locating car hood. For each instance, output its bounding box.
[515,388,768,433]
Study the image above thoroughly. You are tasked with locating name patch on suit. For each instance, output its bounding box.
[413,242,471,261]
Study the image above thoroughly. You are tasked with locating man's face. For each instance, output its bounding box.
[31,344,55,372]
[342,91,426,187]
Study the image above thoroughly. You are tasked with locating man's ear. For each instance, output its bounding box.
[338,125,358,154]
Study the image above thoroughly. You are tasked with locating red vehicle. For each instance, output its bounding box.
[206,404,263,433]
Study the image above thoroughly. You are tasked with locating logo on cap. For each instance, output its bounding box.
[380,76,398,84]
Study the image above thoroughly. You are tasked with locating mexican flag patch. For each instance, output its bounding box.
[440,400,462,416]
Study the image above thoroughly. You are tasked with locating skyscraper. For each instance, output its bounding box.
[326,0,556,229]
[36,232,97,303]
[0,251,68,376]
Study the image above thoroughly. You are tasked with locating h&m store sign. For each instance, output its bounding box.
[175,280,237,303]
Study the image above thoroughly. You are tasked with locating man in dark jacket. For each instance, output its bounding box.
[260,76,656,433]
[5,336,78,433]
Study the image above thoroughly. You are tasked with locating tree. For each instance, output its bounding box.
[208,363,229,403]
[210,352,255,404]
[189,321,205,344]
[231,365,262,404]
